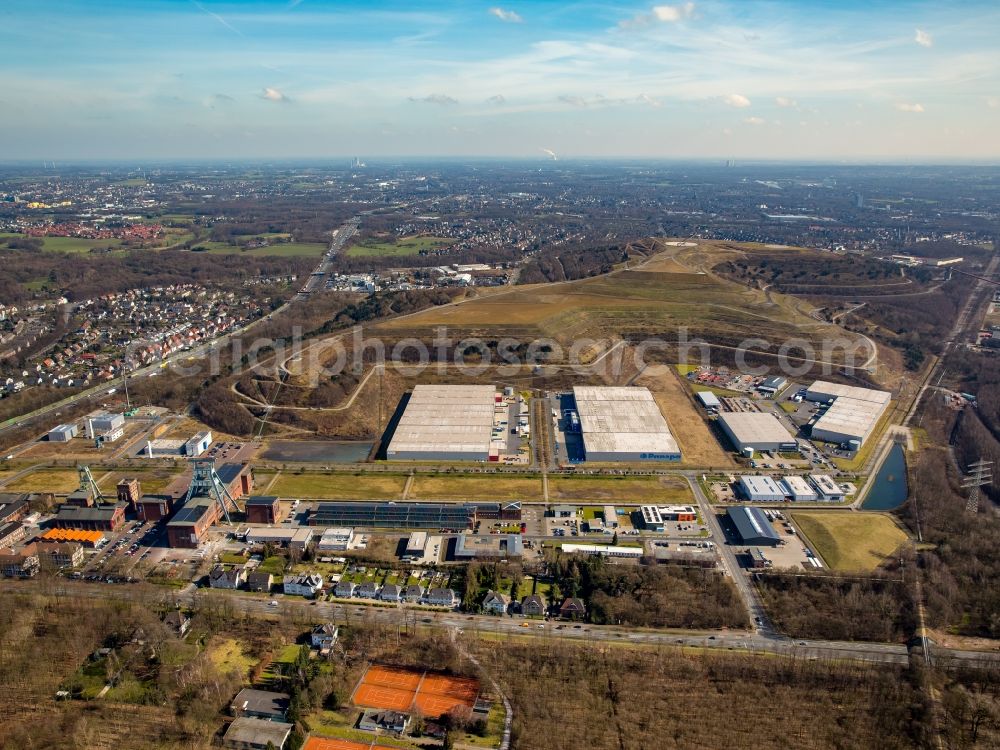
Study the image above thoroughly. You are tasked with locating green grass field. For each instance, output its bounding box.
[790,511,908,571]
[194,240,326,257]
[345,234,455,258]
[206,638,255,680]
[0,234,124,253]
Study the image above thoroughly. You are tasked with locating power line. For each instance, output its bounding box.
[961,459,993,514]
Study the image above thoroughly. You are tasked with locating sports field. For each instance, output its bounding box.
[352,665,479,718]
[790,511,908,571]
[303,740,398,750]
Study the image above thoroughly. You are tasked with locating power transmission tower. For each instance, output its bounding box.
[961,459,993,514]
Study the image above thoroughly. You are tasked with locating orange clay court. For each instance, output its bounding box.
[302,739,397,750]
[352,665,480,719]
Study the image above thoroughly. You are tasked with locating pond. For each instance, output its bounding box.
[260,440,374,463]
[861,442,909,510]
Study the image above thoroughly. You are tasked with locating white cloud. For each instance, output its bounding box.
[744,116,765,125]
[558,95,589,107]
[409,93,458,105]
[986,96,1000,109]
[486,94,506,105]
[636,93,662,107]
[915,29,933,48]
[653,3,696,22]
[895,102,925,112]
[723,93,751,108]
[261,87,288,102]
[489,7,523,24]
[619,2,695,30]
[774,96,797,108]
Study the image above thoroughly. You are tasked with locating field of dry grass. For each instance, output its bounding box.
[408,475,543,501]
[791,511,909,571]
[636,364,735,468]
[265,472,407,499]
[548,475,692,503]
[4,468,80,494]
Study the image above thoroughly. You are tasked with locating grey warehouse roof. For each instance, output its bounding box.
[727,506,781,543]
[718,411,794,446]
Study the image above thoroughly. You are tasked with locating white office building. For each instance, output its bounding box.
[317,527,354,552]
[780,475,818,502]
[738,475,785,502]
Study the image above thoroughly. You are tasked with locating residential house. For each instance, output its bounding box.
[333,580,356,599]
[379,583,401,602]
[230,688,291,721]
[559,597,587,621]
[482,590,510,615]
[209,564,246,590]
[401,583,424,603]
[521,594,546,617]
[244,571,273,593]
[310,623,339,650]
[35,541,84,570]
[356,581,379,599]
[283,573,323,598]
[358,708,411,734]
[426,588,457,607]
[0,543,39,578]
[0,522,27,549]
[222,717,293,750]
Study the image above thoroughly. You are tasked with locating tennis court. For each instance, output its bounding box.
[352,664,480,719]
[303,739,397,750]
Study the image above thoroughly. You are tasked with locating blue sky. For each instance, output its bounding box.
[1,0,999,161]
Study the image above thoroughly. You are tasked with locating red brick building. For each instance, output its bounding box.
[53,503,126,532]
[245,496,282,525]
[116,478,142,509]
[136,495,175,522]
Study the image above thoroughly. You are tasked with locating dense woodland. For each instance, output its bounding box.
[517,244,628,284]
[758,570,914,642]
[545,553,749,629]
[476,640,980,750]
[900,448,1000,638]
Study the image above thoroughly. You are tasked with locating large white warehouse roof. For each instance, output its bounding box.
[806,380,890,445]
[387,384,496,459]
[717,411,794,449]
[573,386,679,459]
